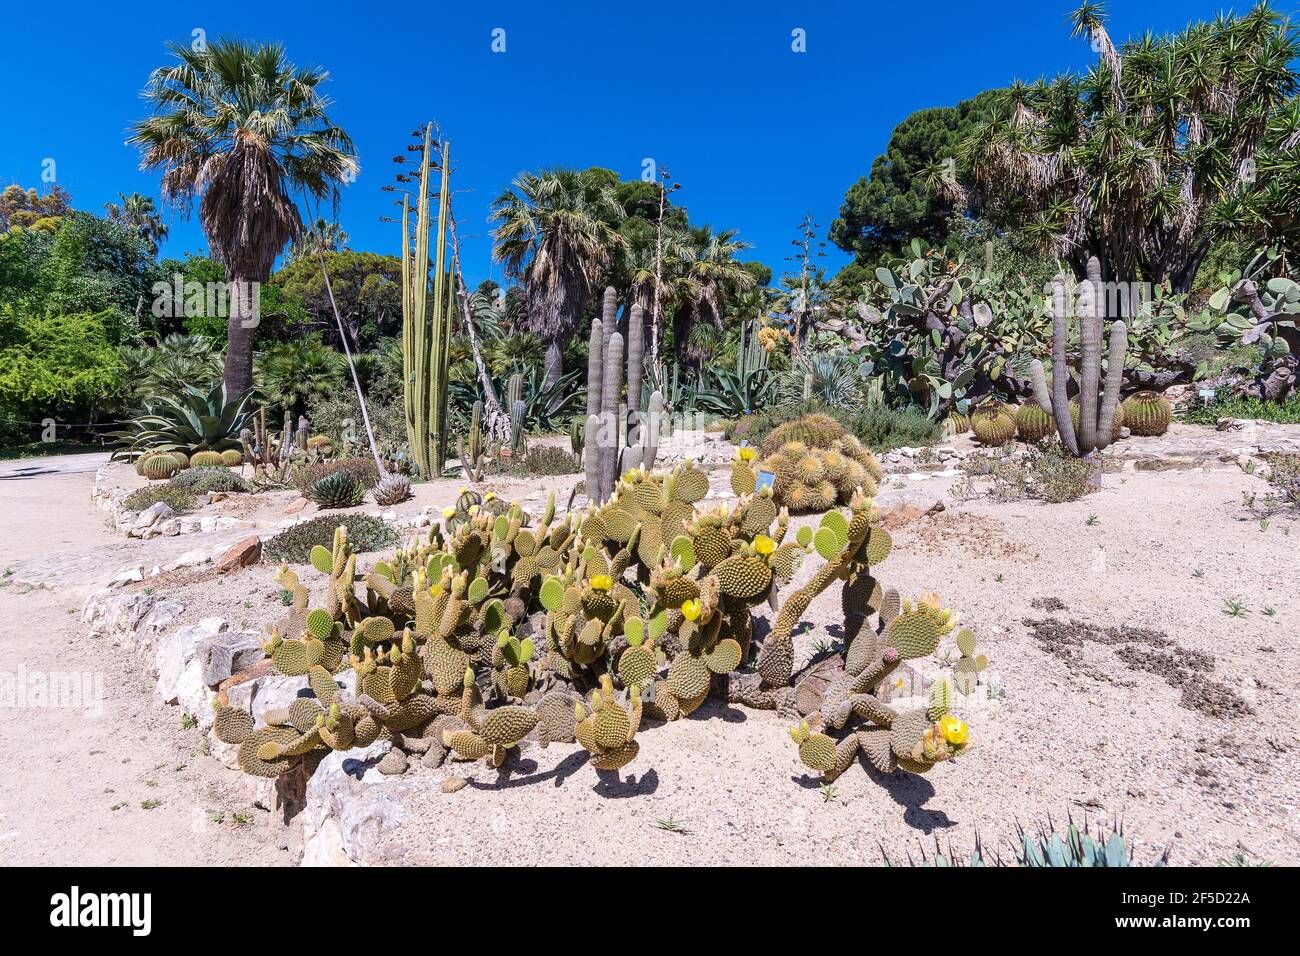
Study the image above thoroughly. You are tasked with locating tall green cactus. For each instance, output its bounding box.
[1030,257,1128,457]
[583,289,665,504]
[401,125,453,477]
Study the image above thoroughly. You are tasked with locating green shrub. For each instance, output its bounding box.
[959,441,1096,504]
[0,306,125,436]
[123,483,197,513]
[171,467,251,494]
[524,446,580,476]
[843,404,942,452]
[1180,395,1300,425]
[264,514,398,564]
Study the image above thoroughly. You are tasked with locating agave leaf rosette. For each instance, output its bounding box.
[111,383,252,459]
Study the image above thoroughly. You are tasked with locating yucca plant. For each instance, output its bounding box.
[110,383,252,460]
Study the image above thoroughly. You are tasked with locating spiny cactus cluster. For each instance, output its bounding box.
[730,436,883,513]
[750,502,984,782]
[758,412,846,457]
[219,462,983,790]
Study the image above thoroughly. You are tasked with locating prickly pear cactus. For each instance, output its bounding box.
[223,456,982,791]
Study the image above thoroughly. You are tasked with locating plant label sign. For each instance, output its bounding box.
[755,470,775,492]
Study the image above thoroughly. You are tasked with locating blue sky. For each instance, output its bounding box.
[1,0,1253,285]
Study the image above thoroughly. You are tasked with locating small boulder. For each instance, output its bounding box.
[197,629,264,686]
[132,501,174,533]
[216,535,262,574]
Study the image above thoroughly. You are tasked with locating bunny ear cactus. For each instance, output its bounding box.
[229,461,981,793]
[574,675,642,770]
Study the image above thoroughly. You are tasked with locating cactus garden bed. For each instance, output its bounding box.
[59,437,1296,867]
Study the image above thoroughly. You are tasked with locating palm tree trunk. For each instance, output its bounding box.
[544,338,564,389]
[223,273,258,396]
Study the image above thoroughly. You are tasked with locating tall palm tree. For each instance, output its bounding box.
[127,38,358,396]
[490,169,626,387]
[104,192,168,255]
[287,217,349,264]
[669,226,755,374]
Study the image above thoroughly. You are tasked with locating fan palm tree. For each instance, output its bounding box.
[127,38,358,396]
[490,169,626,387]
[103,192,168,255]
[669,226,755,375]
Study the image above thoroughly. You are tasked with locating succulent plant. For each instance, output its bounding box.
[1015,399,1054,443]
[190,450,226,468]
[221,449,243,467]
[753,435,883,513]
[140,454,181,481]
[372,473,412,507]
[759,412,846,458]
[1030,258,1128,457]
[971,403,1017,447]
[227,459,978,792]
[1121,389,1171,436]
[308,471,366,510]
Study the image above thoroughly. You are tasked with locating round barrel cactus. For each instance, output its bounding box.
[1121,390,1171,436]
[141,454,180,481]
[1015,399,1054,443]
[971,404,1016,447]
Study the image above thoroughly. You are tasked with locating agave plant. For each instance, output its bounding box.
[776,352,863,412]
[307,470,366,509]
[694,365,775,417]
[449,365,583,433]
[110,383,252,459]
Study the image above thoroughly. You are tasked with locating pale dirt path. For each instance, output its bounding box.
[0,456,290,866]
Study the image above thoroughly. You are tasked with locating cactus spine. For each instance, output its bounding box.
[1030,257,1128,457]
[402,125,453,477]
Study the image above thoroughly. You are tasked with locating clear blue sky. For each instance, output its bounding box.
[1,0,1251,285]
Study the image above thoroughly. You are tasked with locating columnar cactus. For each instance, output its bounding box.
[1031,258,1128,457]
[584,288,664,504]
[401,124,453,477]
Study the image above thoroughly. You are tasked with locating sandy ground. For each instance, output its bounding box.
[0,456,290,865]
[3,437,1298,866]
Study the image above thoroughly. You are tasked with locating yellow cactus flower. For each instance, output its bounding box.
[441,506,455,519]
[939,715,968,745]
[680,599,702,621]
[485,492,497,501]
[737,446,756,463]
[590,574,612,591]
[468,504,480,516]
[754,534,776,555]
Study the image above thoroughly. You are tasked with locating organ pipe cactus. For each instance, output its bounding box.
[1030,258,1128,457]
[402,124,453,478]
[584,288,663,503]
